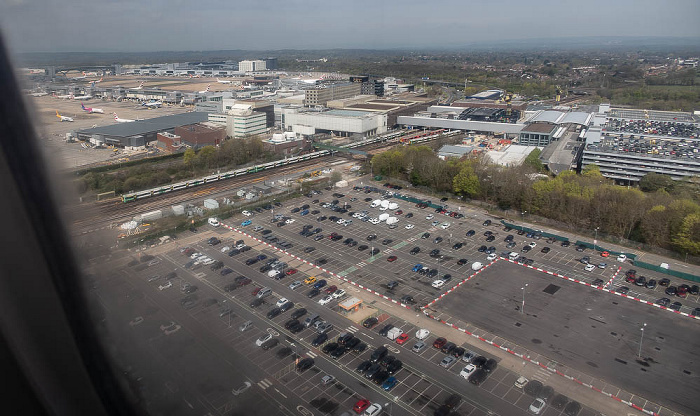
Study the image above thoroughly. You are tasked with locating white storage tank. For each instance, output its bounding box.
[171,205,185,216]
[378,213,390,222]
[140,210,163,221]
[388,202,399,210]
[386,216,399,225]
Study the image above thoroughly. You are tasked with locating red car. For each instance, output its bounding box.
[433,337,447,349]
[601,251,610,257]
[285,268,298,275]
[251,287,261,296]
[325,285,337,294]
[396,333,410,345]
[387,256,397,262]
[395,210,403,215]
[353,399,371,414]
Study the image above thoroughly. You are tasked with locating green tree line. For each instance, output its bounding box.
[371,147,700,255]
[78,137,277,195]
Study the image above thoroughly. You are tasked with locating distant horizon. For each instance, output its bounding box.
[14,36,700,58]
[2,0,698,55]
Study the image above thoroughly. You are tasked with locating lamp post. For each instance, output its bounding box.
[521,211,527,220]
[594,227,599,252]
[521,284,528,314]
[638,323,647,358]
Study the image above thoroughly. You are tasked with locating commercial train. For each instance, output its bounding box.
[120,129,454,203]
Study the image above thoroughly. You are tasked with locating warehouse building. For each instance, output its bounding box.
[282,108,387,137]
[75,112,209,147]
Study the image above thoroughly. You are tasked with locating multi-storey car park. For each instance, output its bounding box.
[580,108,700,184]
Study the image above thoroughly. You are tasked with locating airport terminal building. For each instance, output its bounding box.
[75,112,210,147]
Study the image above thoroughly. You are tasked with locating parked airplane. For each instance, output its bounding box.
[53,92,72,99]
[216,78,232,84]
[82,71,99,77]
[55,111,73,122]
[113,113,135,123]
[142,100,162,108]
[81,103,104,114]
[30,92,48,97]
[132,81,144,90]
[198,84,211,93]
[71,93,92,100]
[93,77,103,83]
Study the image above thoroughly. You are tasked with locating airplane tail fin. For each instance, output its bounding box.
[56,110,60,118]
[81,103,86,110]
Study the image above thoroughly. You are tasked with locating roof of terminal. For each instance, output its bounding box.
[77,112,210,137]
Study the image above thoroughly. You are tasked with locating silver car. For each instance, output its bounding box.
[412,341,426,353]
[440,355,457,368]
[289,281,302,290]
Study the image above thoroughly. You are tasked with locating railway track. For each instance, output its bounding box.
[68,157,343,233]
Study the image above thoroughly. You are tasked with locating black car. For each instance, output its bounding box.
[434,237,443,244]
[364,364,382,379]
[659,278,671,286]
[220,268,233,276]
[387,359,403,374]
[561,241,571,247]
[279,301,294,312]
[346,337,361,349]
[472,356,488,368]
[430,249,441,257]
[358,245,368,251]
[665,286,677,296]
[289,322,304,333]
[468,369,488,386]
[363,317,378,328]
[421,232,431,239]
[541,247,550,253]
[405,213,414,218]
[307,288,321,298]
[291,308,307,319]
[646,279,657,289]
[452,242,463,250]
[338,333,354,345]
[477,245,487,252]
[382,239,393,245]
[457,258,468,265]
[410,247,420,254]
[316,258,328,265]
[504,234,514,242]
[311,333,328,347]
[441,342,456,354]
[266,307,282,319]
[284,319,300,329]
[353,342,368,354]
[592,278,604,287]
[466,230,475,237]
[370,346,389,363]
[296,358,314,372]
[485,235,495,242]
[304,246,316,253]
[378,324,394,336]
[245,258,259,265]
[367,234,377,241]
[452,347,465,358]
[356,360,372,374]
[655,297,671,307]
[400,295,415,304]
[249,298,265,308]
[322,342,339,354]
[330,346,348,359]
[259,264,272,273]
[260,338,279,350]
[575,245,586,252]
[483,220,491,226]
[484,358,498,372]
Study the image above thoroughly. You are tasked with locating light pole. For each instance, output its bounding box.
[594,227,599,252]
[638,323,647,358]
[521,284,528,314]
[521,211,527,221]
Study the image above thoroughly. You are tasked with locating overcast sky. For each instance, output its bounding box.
[1,0,699,53]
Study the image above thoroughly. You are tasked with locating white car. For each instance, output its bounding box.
[289,281,302,290]
[425,214,434,220]
[460,364,476,379]
[268,269,281,278]
[529,398,546,414]
[617,254,627,262]
[285,218,295,224]
[431,221,440,227]
[528,242,537,248]
[231,381,251,396]
[242,210,252,216]
[405,224,414,230]
[364,404,382,416]
[332,289,346,299]
[276,298,289,308]
[158,281,172,290]
[440,222,451,229]
[509,252,520,260]
[584,264,596,272]
[255,333,273,346]
[431,279,445,288]
[369,218,380,225]
[415,329,430,340]
[487,253,497,261]
[220,246,230,253]
[318,295,333,305]
[337,219,345,225]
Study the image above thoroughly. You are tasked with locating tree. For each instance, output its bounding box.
[523,148,544,172]
[639,173,674,193]
[671,213,700,255]
[183,148,196,166]
[452,164,480,197]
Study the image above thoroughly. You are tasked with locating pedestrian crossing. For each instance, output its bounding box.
[531,366,552,383]
[357,262,367,267]
[257,378,272,389]
[346,326,359,333]
[306,351,318,358]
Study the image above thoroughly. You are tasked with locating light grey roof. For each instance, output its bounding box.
[530,110,565,124]
[438,145,473,156]
[398,116,525,135]
[559,112,592,126]
[77,112,210,137]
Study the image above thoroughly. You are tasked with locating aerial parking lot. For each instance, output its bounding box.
[431,260,700,416]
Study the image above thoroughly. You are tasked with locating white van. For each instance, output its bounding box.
[386,327,404,340]
[509,252,520,260]
[208,217,220,227]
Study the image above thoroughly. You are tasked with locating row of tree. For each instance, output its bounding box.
[370,146,700,255]
[78,137,276,195]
